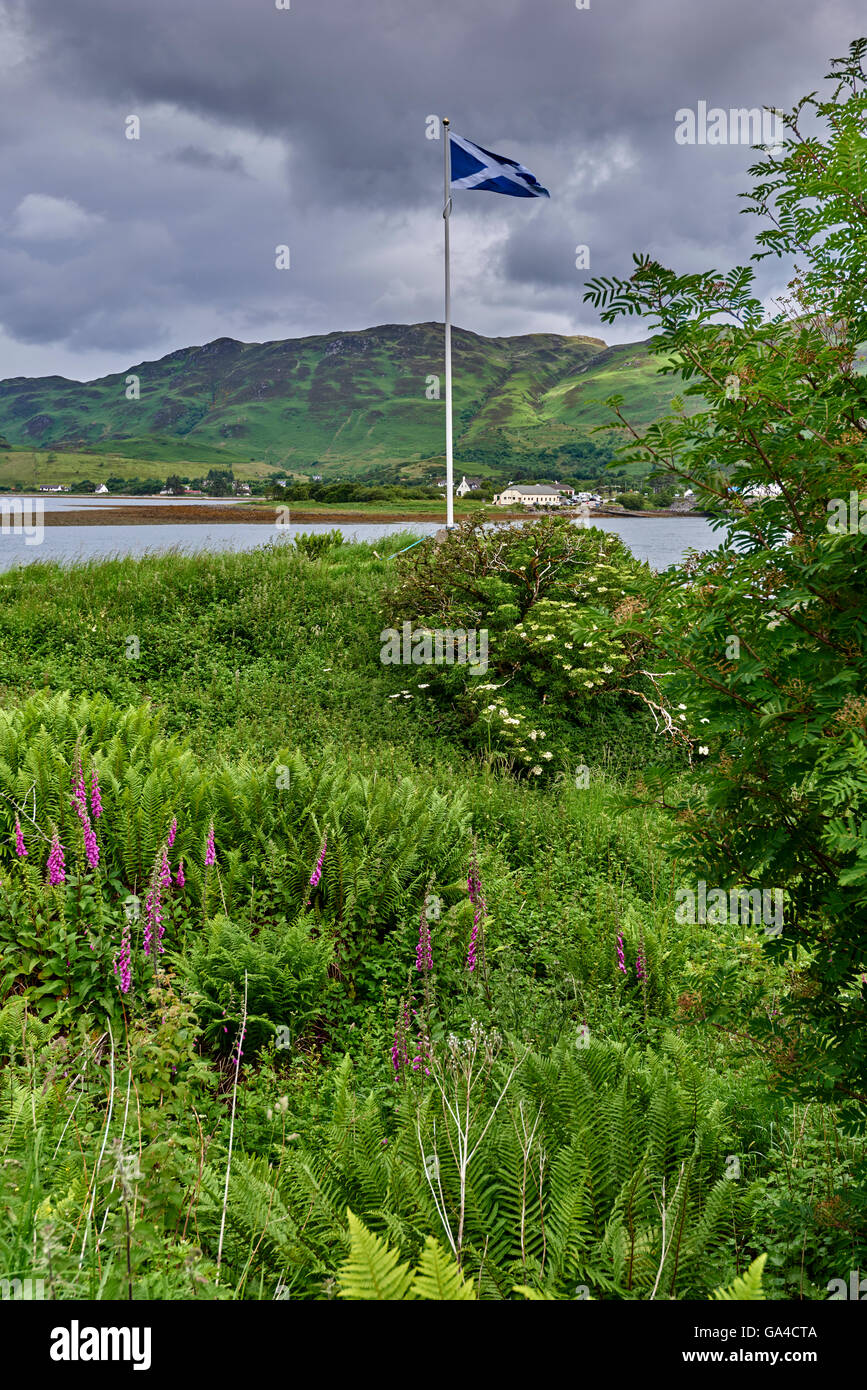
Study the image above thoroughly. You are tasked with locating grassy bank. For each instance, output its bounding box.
[0,536,861,1301]
[0,448,270,488]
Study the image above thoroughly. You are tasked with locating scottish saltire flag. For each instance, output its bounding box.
[449,132,550,198]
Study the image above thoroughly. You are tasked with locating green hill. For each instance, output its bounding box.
[0,322,687,477]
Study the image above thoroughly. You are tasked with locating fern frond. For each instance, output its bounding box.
[712,1254,767,1301]
[411,1237,475,1300]
[338,1210,413,1300]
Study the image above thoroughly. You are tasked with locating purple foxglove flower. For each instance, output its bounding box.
[82,821,100,870]
[72,760,86,812]
[391,1000,410,1074]
[143,888,155,956]
[467,919,479,973]
[90,768,103,820]
[143,848,171,956]
[205,822,216,867]
[143,884,165,956]
[616,933,627,974]
[309,835,327,889]
[415,902,433,972]
[14,818,27,858]
[167,815,177,849]
[71,773,100,869]
[117,920,132,995]
[47,833,66,886]
[175,858,185,888]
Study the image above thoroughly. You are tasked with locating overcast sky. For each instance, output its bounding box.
[0,0,861,381]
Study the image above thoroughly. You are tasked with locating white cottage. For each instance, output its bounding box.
[493,484,562,508]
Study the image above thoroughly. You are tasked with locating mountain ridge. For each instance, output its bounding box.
[0,322,679,474]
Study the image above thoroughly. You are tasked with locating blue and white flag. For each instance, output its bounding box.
[449,132,550,198]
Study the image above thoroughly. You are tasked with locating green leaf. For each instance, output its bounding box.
[337,1210,414,1301]
[411,1237,475,1300]
[711,1254,767,1301]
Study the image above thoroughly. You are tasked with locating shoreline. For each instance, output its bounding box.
[31,503,706,527]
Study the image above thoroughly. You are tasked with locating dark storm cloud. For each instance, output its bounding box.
[169,146,249,176]
[0,0,862,378]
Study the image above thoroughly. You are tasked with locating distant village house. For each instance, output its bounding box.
[493,484,562,508]
[455,475,483,497]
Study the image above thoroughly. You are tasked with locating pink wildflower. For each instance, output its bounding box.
[467,918,479,973]
[143,887,156,956]
[205,822,216,867]
[14,818,27,858]
[72,759,86,811]
[90,768,103,820]
[415,900,433,972]
[82,820,100,870]
[144,847,171,956]
[117,920,132,995]
[71,761,99,868]
[391,999,411,1074]
[167,815,177,849]
[616,933,627,975]
[309,835,327,889]
[175,858,185,888]
[47,833,66,886]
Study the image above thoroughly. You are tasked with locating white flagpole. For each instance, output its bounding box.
[442,116,454,529]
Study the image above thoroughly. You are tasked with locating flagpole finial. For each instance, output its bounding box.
[443,116,450,126]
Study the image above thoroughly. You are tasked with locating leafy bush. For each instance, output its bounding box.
[184,913,333,1057]
[294,529,344,558]
[586,38,867,1116]
[385,516,659,776]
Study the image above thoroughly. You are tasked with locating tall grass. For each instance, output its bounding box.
[0,538,861,1300]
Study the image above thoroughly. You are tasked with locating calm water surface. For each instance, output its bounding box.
[0,499,723,573]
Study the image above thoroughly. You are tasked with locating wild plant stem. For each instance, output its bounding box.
[216,970,248,1285]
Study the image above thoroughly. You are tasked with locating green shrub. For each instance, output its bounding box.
[294,529,344,558]
[183,912,333,1057]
